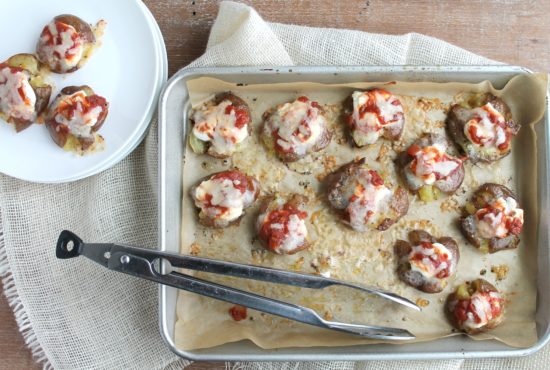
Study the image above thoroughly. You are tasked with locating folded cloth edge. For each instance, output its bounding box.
[0,211,53,368]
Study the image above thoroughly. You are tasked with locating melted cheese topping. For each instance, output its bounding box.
[350,89,404,145]
[346,169,392,232]
[54,91,105,139]
[192,100,249,156]
[463,291,502,330]
[194,176,255,222]
[476,197,524,239]
[265,98,325,156]
[409,242,453,279]
[38,21,84,72]
[464,103,508,150]
[408,143,460,186]
[0,67,36,121]
[283,214,308,252]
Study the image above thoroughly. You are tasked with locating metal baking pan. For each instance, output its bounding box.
[158,66,550,361]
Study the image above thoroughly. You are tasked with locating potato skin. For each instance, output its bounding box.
[446,279,504,334]
[10,118,32,133]
[342,91,404,147]
[446,94,519,163]
[325,158,409,231]
[190,171,260,229]
[257,194,310,255]
[325,158,363,210]
[395,230,459,293]
[59,85,95,97]
[262,98,332,163]
[460,183,521,253]
[395,133,465,194]
[46,85,109,150]
[33,86,52,119]
[189,92,252,159]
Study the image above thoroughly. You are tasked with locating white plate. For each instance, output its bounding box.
[0,0,164,183]
[92,1,168,175]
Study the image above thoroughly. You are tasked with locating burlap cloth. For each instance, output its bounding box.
[0,1,547,369]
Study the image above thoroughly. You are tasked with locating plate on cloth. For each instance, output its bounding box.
[0,0,166,183]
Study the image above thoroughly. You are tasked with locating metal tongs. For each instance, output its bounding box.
[56,230,419,340]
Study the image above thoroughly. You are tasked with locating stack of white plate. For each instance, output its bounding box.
[0,0,168,183]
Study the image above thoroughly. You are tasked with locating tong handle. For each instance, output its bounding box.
[56,230,84,259]
[110,252,322,325]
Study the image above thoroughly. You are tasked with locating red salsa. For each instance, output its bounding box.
[228,305,247,321]
[259,202,307,252]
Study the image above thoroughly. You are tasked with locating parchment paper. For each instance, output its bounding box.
[175,73,548,350]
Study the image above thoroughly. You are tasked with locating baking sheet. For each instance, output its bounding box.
[175,73,548,350]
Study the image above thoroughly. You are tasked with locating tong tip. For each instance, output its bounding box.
[324,320,416,341]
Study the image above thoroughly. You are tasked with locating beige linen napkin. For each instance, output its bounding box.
[0,1,548,369]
